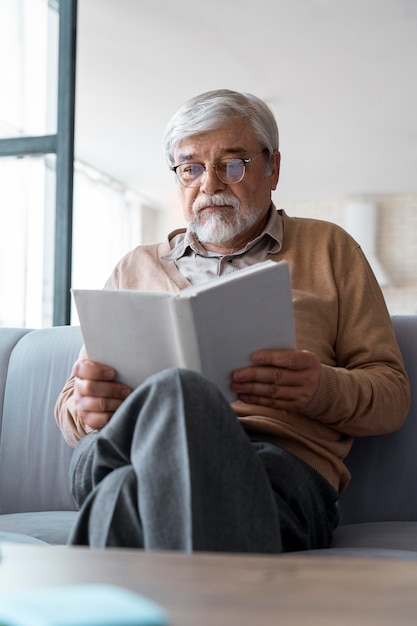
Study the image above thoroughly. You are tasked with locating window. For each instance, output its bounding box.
[0,155,56,326]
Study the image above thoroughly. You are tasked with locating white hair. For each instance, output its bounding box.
[163,89,279,170]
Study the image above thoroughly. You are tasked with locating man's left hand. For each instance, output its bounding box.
[231,349,321,411]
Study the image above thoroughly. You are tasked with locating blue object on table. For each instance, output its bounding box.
[0,583,168,626]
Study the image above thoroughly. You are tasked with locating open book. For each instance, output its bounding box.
[72,259,295,402]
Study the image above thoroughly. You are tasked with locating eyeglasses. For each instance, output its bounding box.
[170,150,267,188]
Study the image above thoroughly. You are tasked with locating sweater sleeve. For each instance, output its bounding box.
[299,246,410,436]
[54,345,97,447]
[302,359,409,436]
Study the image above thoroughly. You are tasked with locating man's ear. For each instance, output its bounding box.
[270,150,281,191]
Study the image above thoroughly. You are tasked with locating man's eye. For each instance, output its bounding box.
[184,164,203,177]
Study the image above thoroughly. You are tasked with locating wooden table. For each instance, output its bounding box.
[1,542,417,625]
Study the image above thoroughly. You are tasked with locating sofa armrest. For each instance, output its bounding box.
[0,326,83,514]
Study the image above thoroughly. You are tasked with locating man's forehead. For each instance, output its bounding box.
[175,144,250,162]
[173,123,258,161]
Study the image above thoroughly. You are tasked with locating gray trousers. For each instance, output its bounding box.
[68,368,339,553]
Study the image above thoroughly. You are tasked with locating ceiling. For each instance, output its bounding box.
[74,0,417,210]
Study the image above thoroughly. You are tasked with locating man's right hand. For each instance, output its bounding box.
[72,359,132,431]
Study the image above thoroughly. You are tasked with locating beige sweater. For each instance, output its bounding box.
[55,210,410,492]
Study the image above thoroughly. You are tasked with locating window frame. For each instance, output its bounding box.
[0,0,77,326]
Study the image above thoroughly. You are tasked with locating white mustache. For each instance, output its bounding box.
[193,193,240,213]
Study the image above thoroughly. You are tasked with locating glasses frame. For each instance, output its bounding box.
[170,150,268,188]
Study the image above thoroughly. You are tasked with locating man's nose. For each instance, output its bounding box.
[199,166,226,194]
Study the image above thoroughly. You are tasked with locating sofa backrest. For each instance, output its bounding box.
[0,328,32,433]
[0,326,83,514]
[340,315,417,524]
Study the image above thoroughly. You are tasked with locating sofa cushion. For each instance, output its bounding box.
[0,511,78,545]
[302,548,417,559]
[0,532,47,545]
[331,521,417,551]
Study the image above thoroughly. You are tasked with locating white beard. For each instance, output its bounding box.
[188,193,259,245]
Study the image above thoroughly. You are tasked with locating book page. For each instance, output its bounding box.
[72,289,182,389]
[180,260,295,402]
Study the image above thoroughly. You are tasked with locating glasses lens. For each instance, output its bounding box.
[216,159,245,184]
[176,163,205,186]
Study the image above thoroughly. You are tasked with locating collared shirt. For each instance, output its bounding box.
[163,206,283,286]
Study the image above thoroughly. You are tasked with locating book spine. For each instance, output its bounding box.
[169,297,203,373]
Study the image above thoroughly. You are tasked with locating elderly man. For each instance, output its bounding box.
[55,89,409,553]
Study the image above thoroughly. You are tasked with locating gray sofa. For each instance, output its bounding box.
[0,317,416,554]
